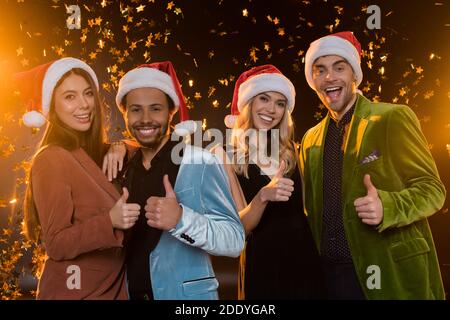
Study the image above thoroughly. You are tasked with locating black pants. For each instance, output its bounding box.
[321,260,366,300]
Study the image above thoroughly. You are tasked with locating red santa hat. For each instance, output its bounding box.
[14,57,99,128]
[224,64,296,129]
[116,61,196,136]
[304,31,363,91]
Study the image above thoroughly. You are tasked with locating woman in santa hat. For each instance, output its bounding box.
[223,64,325,299]
[17,57,140,299]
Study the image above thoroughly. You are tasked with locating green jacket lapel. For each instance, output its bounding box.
[342,94,371,204]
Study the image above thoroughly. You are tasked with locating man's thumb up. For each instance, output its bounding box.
[363,174,377,196]
[163,174,176,198]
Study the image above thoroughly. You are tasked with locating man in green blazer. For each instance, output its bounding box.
[300,31,446,299]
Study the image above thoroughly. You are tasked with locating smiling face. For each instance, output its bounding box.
[53,73,95,132]
[312,55,358,120]
[124,87,174,149]
[250,91,287,130]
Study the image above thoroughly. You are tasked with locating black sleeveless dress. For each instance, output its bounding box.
[237,163,325,299]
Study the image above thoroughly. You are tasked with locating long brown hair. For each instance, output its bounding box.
[23,68,107,242]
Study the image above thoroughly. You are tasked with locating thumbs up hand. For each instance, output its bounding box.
[145,175,182,230]
[163,173,177,199]
[109,187,141,229]
[354,174,383,225]
[259,160,295,203]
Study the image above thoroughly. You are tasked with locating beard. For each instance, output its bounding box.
[129,120,170,149]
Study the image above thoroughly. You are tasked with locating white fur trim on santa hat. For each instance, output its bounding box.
[116,67,180,110]
[224,114,237,129]
[304,35,363,91]
[173,120,197,136]
[41,57,99,118]
[23,110,47,128]
[238,73,296,113]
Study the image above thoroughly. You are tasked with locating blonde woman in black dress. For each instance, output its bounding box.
[222,65,324,300]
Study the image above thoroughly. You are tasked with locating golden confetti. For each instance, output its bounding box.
[423,90,434,99]
[55,46,64,56]
[250,47,259,63]
[242,9,248,17]
[334,6,344,15]
[194,92,202,100]
[314,111,323,120]
[136,4,145,12]
[212,100,219,108]
[208,86,216,98]
[188,80,194,87]
[167,1,175,10]
[102,82,111,92]
[20,58,29,67]
[16,47,23,56]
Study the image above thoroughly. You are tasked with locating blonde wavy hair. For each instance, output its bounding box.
[229,95,296,178]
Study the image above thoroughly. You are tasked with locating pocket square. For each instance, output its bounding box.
[360,150,381,165]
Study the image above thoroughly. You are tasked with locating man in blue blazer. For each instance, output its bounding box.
[106,61,245,300]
